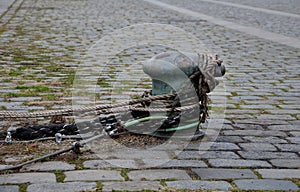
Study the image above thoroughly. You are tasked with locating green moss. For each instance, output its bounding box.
[121,168,130,181]
[231,92,238,96]
[97,78,110,87]
[44,93,56,101]
[54,170,66,182]
[8,69,22,76]
[19,183,28,192]
[0,25,6,35]
[6,92,38,97]
[16,85,52,92]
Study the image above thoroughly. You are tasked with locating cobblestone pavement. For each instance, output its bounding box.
[0,0,299,191]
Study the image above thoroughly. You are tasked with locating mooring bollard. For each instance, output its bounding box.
[143,51,225,95]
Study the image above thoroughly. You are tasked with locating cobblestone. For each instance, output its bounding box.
[234,179,299,191]
[27,182,97,192]
[238,143,277,151]
[243,136,288,143]
[176,151,240,159]
[238,151,298,160]
[274,143,300,152]
[208,159,272,168]
[192,168,257,180]
[102,181,163,192]
[22,161,75,171]
[222,130,287,137]
[142,159,208,168]
[64,170,123,182]
[270,159,300,168]
[0,0,299,191]
[0,173,56,184]
[0,185,19,192]
[166,180,232,191]
[83,159,138,169]
[256,169,300,179]
[127,169,191,180]
[186,142,240,151]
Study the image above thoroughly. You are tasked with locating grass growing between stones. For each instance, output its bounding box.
[121,168,130,181]
[94,181,103,192]
[54,170,65,182]
[18,183,28,192]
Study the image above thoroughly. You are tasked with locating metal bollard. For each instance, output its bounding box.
[143,51,225,95]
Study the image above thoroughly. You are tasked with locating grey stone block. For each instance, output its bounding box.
[0,173,56,184]
[27,182,97,192]
[223,130,286,137]
[0,185,19,192]
[128,169,191,180]
[275,144,300,152]
[102,181,162,192]
[186,142,240,151]
[216,136,244,143]
[193,168,257,180]
[22,161,75,171]
[83,159,137,169]
[268,125,300,131]
[64,170,123,182]
[256,169,300,179]
[142,159,208,168]
[290,131,300,137]
[209,159,272,168]
[234,179,299,191]
[166,180,232,191]
[176,151,240,159]
[239,143,277,151]
[270,159,300,168]
[161,159,208,168]
[286,137,300,144]
[95,149,170,159]
[243,136,288,143]
[238,151,298,159]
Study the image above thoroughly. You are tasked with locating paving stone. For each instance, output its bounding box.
[257,114,296,120]
[268,125,300,131]
[233,123,263,130]
[209,159,272,168]
[142,159,208,168]
[274,144,300,152]
[102,181,163,192]
[83,159,137,169]
[234,179,299,191]
[238,151,298,159]
[64,170,123,182]
[186,142,240,151]
[27,182,97,192]
[0,172,56,184]
[127,169,191,180]
[166,180,232,191]
[94,149,170,160]
[270,159,300,168]
[256,169,300,179]
[0,185,19,192]
[223,130,286,137]
[239,143,277,151]
[286,137,300,144]
[243,136,288,143]
[22,161,75,171]
[193,168,257,180]
[216,136,244,143]
[176,151,240,159]
[290,131,300,137]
